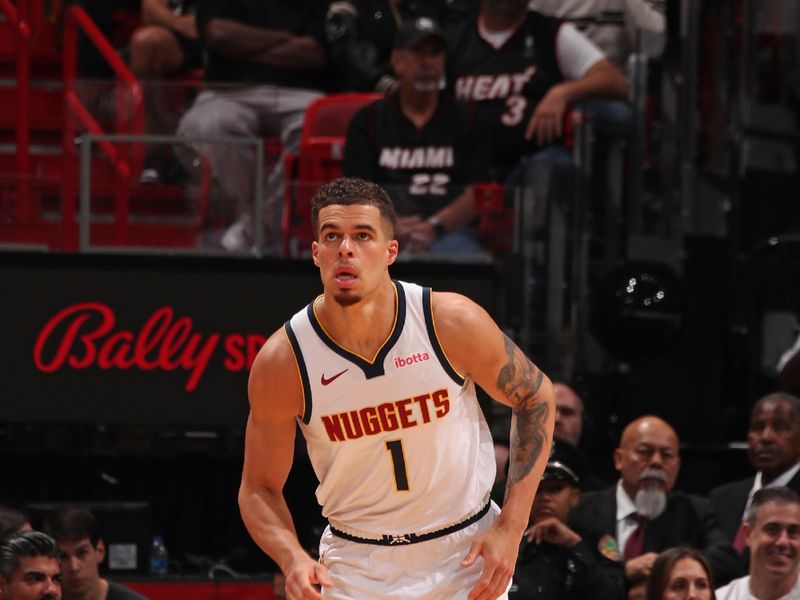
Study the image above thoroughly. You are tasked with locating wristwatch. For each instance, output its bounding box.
[427,215,446,239]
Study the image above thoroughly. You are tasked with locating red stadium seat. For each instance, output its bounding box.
[282,92,381,256]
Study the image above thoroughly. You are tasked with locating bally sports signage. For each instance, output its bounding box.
[33,302,266,393]
[1,253,495,426]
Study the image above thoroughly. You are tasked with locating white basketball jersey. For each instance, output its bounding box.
[285,280,496,536]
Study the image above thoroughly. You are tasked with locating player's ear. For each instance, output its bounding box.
[312,241,320,266]
[387,239,398,265]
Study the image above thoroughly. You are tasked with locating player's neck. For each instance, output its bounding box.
[399,88,438,129]
[319,280,397,357]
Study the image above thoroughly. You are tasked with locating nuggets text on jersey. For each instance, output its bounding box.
[321,388,450,442]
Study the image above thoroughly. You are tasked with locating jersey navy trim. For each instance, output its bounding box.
[306,281,407,380]
[284,320,313,425]
[422,287,465,387]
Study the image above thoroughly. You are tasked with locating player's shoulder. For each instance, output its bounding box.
[248,325,304,419]
[430,291,493,337]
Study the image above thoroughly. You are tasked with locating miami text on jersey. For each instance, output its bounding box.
[321,388,450,442]
[379,146,455,169]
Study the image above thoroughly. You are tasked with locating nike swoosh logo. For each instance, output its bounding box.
[321,369,348,386]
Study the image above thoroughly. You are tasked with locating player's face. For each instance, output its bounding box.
[56,538,103,598]
[393,38,445,94]
[748,397,800,479]
[0,556,62,600]
[312,204,398,307]
[662,557,711,600]
[746,501,800,580]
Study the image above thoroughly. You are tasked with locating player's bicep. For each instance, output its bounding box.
[241,411,297,493]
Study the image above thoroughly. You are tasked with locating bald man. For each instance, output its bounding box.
[710,393,800,553]
[569,415,738,598]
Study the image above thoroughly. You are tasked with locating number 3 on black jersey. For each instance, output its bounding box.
[385,439,409,491]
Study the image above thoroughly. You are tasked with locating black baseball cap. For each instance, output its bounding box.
[542,437,588,486]
[394,17,447,49]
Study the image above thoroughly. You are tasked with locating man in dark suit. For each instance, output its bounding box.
[569,415,737,599]
[709,393,800,552]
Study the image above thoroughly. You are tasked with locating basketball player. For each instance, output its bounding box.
[239,177,555,600]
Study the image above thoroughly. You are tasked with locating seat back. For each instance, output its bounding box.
[282,92,382,256]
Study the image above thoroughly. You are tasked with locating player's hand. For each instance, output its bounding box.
[525,517,581,548]
[461,523,519,600]
[283,555,333,600]
[624,551,658,583]
[524,84,569,146]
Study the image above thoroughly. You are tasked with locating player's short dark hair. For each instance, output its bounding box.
[0,531,59,581]
[746,487,800,526]
[0,505,30,543]
[310,177,397,239]
[42,507,102,547]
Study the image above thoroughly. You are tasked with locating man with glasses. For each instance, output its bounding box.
[710,393,800,555]
[569,416,737,598]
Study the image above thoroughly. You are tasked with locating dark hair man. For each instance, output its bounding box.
[0,531,62,600]
[42,508,147,600]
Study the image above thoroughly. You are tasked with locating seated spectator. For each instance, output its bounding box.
[709,393,800,555]
[0,507,32,543]
[555,382,585,446]
[645,546,715,600]
[129,0,203,79]
[511,438,625,600]
[0,531,62,600]
[343,17,491,255]
[130,0,205,185]
[715,487,800,600]
[325,0,471,93]
[42,508,147,600]
[569,416,738,598]
[553,382,610,491]
[176,0,327,252]
[447,0,628,201]
[529,0,666,70]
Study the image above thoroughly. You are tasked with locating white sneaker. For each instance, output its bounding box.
[139,168,160,185]
[220,216,253,252]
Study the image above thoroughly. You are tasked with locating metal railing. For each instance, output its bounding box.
[62,5,144,250]
[1,0,33,220]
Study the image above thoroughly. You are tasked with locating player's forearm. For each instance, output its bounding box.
[559,60,629,103]
[239,483,311,573]
[496,336,555,531]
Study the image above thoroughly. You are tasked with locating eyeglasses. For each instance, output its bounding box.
[632,445,679,464]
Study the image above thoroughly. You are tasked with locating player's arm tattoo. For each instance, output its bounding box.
[498,335,548,497]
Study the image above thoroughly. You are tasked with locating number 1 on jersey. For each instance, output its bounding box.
[385,439,409,491]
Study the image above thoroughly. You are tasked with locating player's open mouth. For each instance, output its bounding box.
[335,267,358,287]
